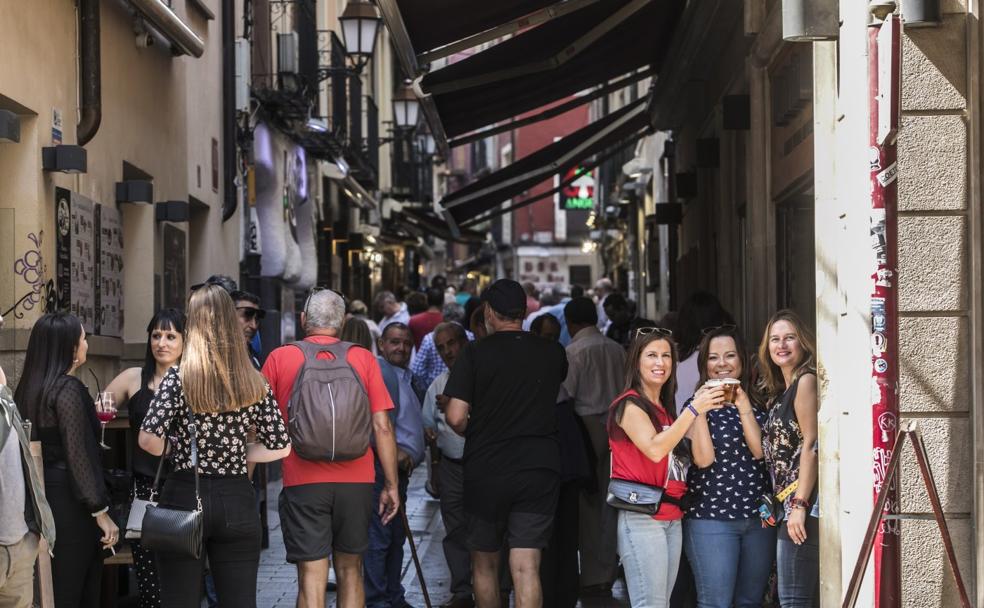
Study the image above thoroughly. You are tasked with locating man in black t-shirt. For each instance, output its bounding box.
[444,279,568,608]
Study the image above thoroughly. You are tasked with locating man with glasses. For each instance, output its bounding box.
[231,290,265,369]
[562,297,626,598]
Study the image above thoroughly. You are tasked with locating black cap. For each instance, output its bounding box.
[481,279,527,319]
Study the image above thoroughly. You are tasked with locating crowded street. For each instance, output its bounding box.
[0,0,980,607]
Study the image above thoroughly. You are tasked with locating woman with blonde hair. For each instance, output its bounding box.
[756,310,819,607]
[138,285,291,607]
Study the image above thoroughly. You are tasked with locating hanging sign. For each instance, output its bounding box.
[559,166,595,211]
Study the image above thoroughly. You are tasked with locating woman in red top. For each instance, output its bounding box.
[608,329,724,607]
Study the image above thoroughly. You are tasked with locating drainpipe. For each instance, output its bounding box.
[221,0,237,222]
[77,0,101,146]
[867,3,901,607]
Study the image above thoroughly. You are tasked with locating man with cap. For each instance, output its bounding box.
[443,280,569,608]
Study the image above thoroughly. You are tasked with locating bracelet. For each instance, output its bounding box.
[91,506,109,518]
[685,402,700,418]
[789,497,810,510]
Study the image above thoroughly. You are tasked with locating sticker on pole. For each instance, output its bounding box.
[876,162,898,188]
[875,358,889,374]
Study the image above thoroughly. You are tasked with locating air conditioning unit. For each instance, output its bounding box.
[277,32,299,75]
[235,37,251,112]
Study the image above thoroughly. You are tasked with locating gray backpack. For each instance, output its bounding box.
[287,341,371,462]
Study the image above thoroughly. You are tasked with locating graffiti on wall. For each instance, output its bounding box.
[2,231,56,320]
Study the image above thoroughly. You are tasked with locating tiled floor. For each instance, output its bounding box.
[257,471,630,607]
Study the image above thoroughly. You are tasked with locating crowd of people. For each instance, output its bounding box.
[0,273,819,608]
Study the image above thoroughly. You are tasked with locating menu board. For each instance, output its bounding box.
[97,205,123,337]
[55,188,124,336]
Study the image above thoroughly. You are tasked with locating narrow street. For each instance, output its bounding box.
[258,472,630,607]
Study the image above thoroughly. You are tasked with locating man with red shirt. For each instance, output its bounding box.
[262,289,401,608]
[407,287,445,349]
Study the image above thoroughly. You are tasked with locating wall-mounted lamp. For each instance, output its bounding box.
[42,145,87,173]
[339,0,381,71]
[0,110,20,143]
[392,81,420,130]
[155,200,190,222]
[116,180,154,204]
[782,0,839,41]
[901,0,940,27]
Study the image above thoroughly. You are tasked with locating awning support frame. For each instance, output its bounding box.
[415,0,602,65]
[439,100,648,211]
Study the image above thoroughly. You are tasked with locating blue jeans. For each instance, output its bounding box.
[364,461,410,608]
[683,518,776,608]
[777,521,819,608]
[616,511,682,608]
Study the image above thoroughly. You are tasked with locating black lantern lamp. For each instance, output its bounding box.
[339,0,381,71]
[417,122,436,157]
[392,81,420,130]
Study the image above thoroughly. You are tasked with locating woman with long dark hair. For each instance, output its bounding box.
[756,310,819,607]
[15,312,119,608]
[682,325,775,607]
[607,329,724,607]
[672,292,735,416]
[103,308,186,608]
[138,285,291,607]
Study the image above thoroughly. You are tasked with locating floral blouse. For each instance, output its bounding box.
[141,367,289,475]
[762,372,817,518]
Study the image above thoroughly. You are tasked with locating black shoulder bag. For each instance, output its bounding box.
[140,407,204,559]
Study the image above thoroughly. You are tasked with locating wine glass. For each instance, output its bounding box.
[95,392,117,450]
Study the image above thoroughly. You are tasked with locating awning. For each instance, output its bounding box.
[379,0,683,151]
[437,97,651,229]
[418,0,682,139]
[396,208,488,244]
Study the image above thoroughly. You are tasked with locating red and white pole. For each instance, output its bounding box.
[867,4,901,607]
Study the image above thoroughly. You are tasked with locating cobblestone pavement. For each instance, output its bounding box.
[257,470,629,607]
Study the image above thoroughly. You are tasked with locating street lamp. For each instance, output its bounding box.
[418,123,436,157]
[392,81,420,130]
[339,0,381,70]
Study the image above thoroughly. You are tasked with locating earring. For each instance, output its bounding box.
[73,358,79,364]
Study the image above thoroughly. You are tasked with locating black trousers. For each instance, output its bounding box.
[155,472,261,608]
[45,467,104,608]
[540,480,580,608]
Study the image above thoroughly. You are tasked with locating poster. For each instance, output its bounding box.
[70,192,96,333]
[162,224,186,310]
[97,205,123,336]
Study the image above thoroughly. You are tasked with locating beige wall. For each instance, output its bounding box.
[0,0,241,389]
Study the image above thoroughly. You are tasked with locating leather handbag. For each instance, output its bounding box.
[606,478,665,515]
[140,408,203,559]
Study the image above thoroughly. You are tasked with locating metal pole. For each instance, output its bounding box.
[867,3,901,606]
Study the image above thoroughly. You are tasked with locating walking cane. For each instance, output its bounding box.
[401,505,433,608]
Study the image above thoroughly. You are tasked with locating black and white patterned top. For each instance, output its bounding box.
[140,367,289,476]
[762,372,817,518]
[686,401,770,519]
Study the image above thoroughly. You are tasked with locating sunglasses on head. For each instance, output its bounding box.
[236,306,266,321]
[701,323,738,336]
[632,326,674,340]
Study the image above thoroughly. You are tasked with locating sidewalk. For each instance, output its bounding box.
[258,470,629,607]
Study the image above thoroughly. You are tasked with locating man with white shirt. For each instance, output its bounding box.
[422,323,472,608]
[562,297,625,597]
[375,291,410,332]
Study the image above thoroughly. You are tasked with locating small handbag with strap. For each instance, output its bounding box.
[140,407,204,559]
[124,448,167,540]
[606,478,666,515]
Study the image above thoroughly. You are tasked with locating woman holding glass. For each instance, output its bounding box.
[682,325,775,607]
[757,310,819,607]
[607,328,724,607]
[15,312,119,607]
[138,285,290,607]
[103,308,186,608]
